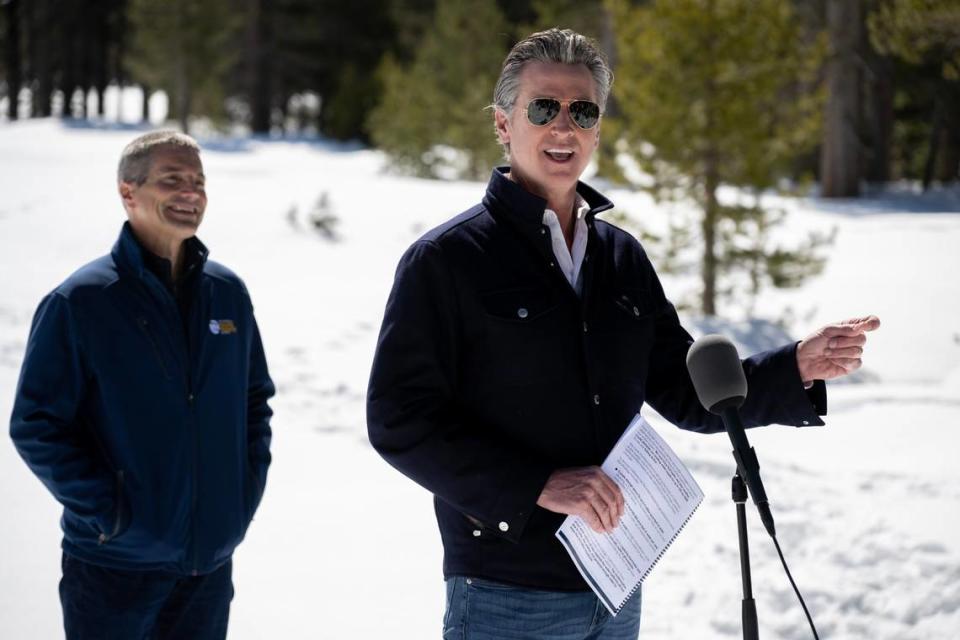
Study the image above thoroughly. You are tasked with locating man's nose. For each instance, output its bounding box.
[551,107,575,134]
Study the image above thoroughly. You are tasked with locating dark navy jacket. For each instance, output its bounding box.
[10,223,274,575]
[367,168,826,591]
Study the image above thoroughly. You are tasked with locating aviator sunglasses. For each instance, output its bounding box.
[525,98,602,130]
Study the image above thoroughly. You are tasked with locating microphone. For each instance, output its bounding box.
[686,335,776,537]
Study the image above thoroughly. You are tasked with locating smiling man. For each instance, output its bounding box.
[10,130,274,639]
[367,28,879,639]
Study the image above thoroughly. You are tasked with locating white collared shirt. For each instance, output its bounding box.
[542,196,591,296]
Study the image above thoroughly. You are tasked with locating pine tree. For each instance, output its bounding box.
[368,0,509,179]
[127,0,240,133]
[3,0,22,121]
[609,0,829,317]
[868,0,960,187]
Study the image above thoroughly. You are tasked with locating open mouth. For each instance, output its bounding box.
[544,149,574,163]
[167,205,199,216]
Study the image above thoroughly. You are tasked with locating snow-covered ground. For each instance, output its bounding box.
[1,118,958,639]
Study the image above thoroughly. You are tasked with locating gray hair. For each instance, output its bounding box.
[118,130,200,185]
[492,28,613,158]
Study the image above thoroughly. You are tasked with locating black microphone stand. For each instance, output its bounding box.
[732,470,759,640]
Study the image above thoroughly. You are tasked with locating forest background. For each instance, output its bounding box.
[2,0,958,316]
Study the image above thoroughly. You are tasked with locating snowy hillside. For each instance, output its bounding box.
[1,120,958,639]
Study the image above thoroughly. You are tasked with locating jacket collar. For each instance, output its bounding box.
[111,221,209,280]
[482,166,614,226]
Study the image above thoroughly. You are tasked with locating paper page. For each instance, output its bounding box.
[556,414,704,615]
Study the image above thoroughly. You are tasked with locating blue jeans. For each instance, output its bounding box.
[59,552,233,640]
[442,576,642,639]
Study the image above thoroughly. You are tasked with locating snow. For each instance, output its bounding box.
[1,117,958,639]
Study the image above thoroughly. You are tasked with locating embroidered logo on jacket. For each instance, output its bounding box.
[209,319,237,335]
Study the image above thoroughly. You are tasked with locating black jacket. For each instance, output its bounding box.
[367,168,825,590]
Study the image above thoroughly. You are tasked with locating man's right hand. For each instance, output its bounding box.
[536,467,625,533]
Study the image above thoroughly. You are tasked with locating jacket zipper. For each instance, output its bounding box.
[137,317,171,378]
[180,297,200,576]
[143,275,200,575]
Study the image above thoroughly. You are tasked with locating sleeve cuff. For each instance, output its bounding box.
[486,462,554,544]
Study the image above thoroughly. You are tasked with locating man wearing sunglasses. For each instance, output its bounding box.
[368,28,878,639]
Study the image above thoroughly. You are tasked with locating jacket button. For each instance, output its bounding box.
[593,394,600,405]
[802,420,809,426]
[517,308,528,319]
[583,321,588,333]
[540,228,546,235]
[549,261,555,268]
[473,529,482,537]
[498,521,509,532]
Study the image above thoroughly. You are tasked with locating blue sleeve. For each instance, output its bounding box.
[9,292,117,534]
[246,308,274,516]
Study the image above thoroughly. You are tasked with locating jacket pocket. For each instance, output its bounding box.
[244,463,265,525]
[594,289,657,388]
[98,470,128,545]
[613,289,657,322]
[477,288,565,386]
[480,287,559,324]
[136,316,172,380]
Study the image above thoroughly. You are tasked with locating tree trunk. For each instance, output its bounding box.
[34,44,54,117]
[922,98,942,191]
[865,55,893,184]
[702,153,719,316]
[60,12,77,119]
[701,0,718,316]
[936,94,960,184]
[26,0,54,118]
[178,80,191,134]
[94,10,108,118]
[77,7,91,120]
[4,0,22,121]
[821,0,862,197]
[248,0,272,134]
[142,85,151,123]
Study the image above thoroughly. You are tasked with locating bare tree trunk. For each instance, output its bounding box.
[701,0,719,316]
[178,77,190,134]
[142,85,151,123]
[248,0,272,134]
[60,9,77,120]
[702,152,719,317]
[865,55,893,184]
[922,98,942,191]
[94,12,108,118]
[600,7,618,118]
[76,7,91,120]
[936,94,960,184]
[26,0,54,118]
[174,5,189,134]
[5,0,22,120]
[821,0,862,197]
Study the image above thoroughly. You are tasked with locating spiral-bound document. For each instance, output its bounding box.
[556,414,704,615]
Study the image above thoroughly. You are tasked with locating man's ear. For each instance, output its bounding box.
[119,181,136,213]
[494,108,511,145]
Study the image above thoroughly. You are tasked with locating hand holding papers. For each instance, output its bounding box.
[556,414,704,615]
